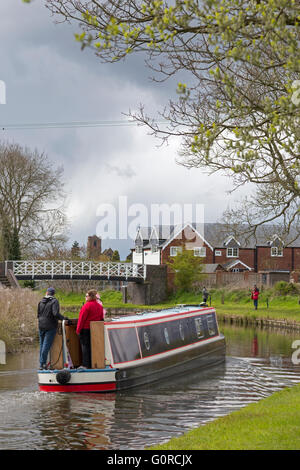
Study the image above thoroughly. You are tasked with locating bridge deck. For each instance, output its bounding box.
[3,260,146,282]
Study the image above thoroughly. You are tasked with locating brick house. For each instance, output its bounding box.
[132,222,300,287]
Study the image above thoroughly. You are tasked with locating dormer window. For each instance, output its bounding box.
[268,234,284,245]
[224,235,239,258]
[271,246,283,257]
[269,234,284,257]
[227,247,239,258]
[224,236,240,247]
[149,227,159,254]
[151,244,159,253]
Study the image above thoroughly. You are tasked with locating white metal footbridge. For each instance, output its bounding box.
[3,260,147,282]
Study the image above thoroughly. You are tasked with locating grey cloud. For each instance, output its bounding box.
[104,163,136,179]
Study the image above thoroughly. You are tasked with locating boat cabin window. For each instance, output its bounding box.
[194,318,204,339]
[144,331,151,351]
[179,321,185,341]
[164,327,170,345]
[207,315,216,336]
[108,328,142,364]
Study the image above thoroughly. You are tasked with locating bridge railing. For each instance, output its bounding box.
[7,260,147,280]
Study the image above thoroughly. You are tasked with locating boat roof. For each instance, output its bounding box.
[107,305,214,324]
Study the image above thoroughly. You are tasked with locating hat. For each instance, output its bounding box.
[47,287,55,296]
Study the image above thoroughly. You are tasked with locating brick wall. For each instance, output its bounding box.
[34,279,126,293]
[294,248,300,269]
[162,227,214,265]
[125,265,168,305]
[256,246,293,271]
[160,227,258,270]
[213,248,255,269]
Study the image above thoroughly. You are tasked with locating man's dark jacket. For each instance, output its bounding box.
[37,296,65,331]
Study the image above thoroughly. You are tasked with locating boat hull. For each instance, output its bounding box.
[38,335,225,393]
[38,368,117,393]
[116,334,225,390]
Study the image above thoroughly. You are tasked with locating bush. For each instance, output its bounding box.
[22,280,36,289]
[273,281,300,297]
[167,248,206,292]
[0,287,40,352]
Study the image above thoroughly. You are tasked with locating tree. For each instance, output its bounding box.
[8,227,22,260]
[0,141,68,259]
[45,0,300,236]
[112,249,120,261]
[71,240,81,259]
[0,221,21,260]
[167,248,206,292]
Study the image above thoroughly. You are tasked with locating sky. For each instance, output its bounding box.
[0,0,251,259]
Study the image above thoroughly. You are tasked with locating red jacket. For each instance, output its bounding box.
[76,300,104,334]
[251,289,259,300]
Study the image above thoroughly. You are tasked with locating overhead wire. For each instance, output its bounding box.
[0,119,168,130]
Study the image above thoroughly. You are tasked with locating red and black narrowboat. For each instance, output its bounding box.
[38,304,226,393]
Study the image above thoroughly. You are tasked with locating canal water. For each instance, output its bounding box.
[1,323,300,450]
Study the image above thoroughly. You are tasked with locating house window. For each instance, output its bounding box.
[135,246,142,254]
[170,246,182,256]
[227,247,239,258]
[194,247,206,257]
[151,244,158,253]
[215,250,222,256]
[271,246,283,257]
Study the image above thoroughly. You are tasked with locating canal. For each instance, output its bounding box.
[1,323,300,450]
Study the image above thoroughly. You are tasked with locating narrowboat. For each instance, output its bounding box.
[38,304,226,393]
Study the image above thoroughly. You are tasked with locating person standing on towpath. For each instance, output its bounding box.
[251,285,260,310]
[202,287,209,305]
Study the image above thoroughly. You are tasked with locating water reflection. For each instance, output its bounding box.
[1,324,300,449]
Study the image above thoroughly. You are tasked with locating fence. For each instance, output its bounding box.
[167,270,291,291]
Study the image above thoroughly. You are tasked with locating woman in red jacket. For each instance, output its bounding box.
[251,285,260,310]
[76,289,104,369]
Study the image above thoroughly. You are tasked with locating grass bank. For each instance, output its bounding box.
[55,289,128,309]
[148,384,300,450]
[55,283,300,323]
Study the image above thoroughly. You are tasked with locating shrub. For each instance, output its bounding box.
[273,281,300,297]
[0,287,40,352]
[167,248,206,292]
